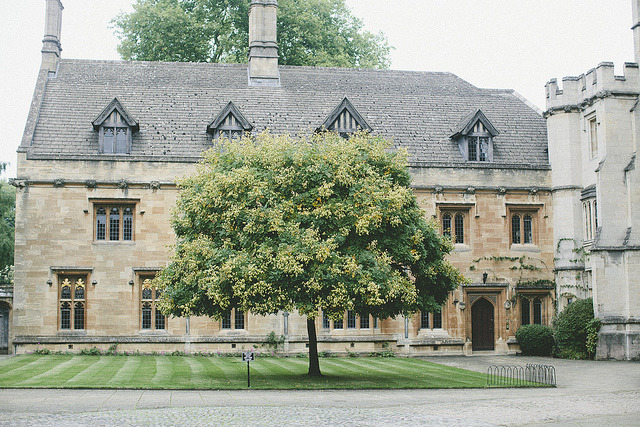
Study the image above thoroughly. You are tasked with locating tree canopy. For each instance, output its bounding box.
[0,163,15,279]
[154,132,463,375]
[112,0,391,68]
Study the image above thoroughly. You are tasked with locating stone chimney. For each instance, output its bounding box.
[41,0,64,72]
[248,0,279,86]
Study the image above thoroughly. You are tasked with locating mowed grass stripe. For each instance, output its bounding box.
[65,356,126,387]
[19,356,95,387]
[0,355,67,384]
[106,355,143,386]
[0,355,499,389]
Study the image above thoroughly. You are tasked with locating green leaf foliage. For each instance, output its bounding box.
[154,132,463,321]
[515,324,555,357]
[112,0,391,68]
[0,177,15,274]
[553,298,597,360]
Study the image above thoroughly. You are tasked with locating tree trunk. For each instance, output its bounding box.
[307,317,322,377]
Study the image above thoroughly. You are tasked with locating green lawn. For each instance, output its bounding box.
[0,355,492,389]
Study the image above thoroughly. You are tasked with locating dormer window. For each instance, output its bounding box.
[92,98,139,155]
[451,109,498,162]
[317,98,372,138]
[207,102,253,140]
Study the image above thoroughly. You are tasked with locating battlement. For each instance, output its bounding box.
[546,62,640,111]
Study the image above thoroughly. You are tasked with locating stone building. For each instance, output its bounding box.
[545,0,640,360]
[10,0,555,356]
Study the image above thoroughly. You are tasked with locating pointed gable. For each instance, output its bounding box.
[92,98,139,133]
[317,98,372,135]
[207,102,253,138]
[451,109,498,140]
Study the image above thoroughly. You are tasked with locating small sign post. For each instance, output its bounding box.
[242,351,255,388]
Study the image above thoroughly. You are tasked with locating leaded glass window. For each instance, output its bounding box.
[347,310,356,329]
[221,313,231,329]
[533,298,542,325]
[441,210,467,244]
[523,215,533,244]
[99,109,132,154]
[59,276,86,330]
[322,313,330,329]
[512,214,521,244]
[433,311,442,329]
[359,314,369,329]
[95,204,135,242]
[468,137,478,161]
[334,318,343,329]
[140,278,165,330]
[420,311,429,329]
[521,298,530,325]
[235,310,245,330]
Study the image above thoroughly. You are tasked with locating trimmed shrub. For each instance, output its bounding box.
[516,324,555,356]
[554,298,597,360]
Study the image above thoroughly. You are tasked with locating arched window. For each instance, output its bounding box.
[523,215,533,244]
[140,277,165,331]
[441,210,468,244]
[96,208,107,240]
[59,276,86,330]
[109,208,120,241]
[442,213,452,238]
[123,207,133,241]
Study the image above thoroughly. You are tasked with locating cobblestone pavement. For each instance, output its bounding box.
[0,355,637,426]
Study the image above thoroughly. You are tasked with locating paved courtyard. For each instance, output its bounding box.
[0,355,637,426]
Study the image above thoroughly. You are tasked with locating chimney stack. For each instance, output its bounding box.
[248,0,279,86]
[42,0,64,71]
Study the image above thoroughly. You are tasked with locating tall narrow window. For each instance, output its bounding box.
[140,278,165,331]
[420,311,429,329]
[103,128,114,153]
[523,215,533,244]
[322,313,330,329]
[432,311,442,329]
[533,298,542,325]
[442,213,452,238]
[589,117,598,159]
[521,298,530,325]
[479,137,489,161]
[235,310,245,330]
[468,138,478,161]
[512,214,521,244]
[454,213,464,244]
[221,313,231,329]
[441,210,467,244]
[347,311,356,329]
[95,204,135,242]
[59,276,86,330]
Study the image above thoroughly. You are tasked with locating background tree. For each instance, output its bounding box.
[154,132,463,376]
[0,163,15,279]
[112,0,391,68]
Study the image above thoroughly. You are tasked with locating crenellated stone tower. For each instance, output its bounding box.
[545,1,640,360]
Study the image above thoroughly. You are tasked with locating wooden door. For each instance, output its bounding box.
[472,297,495,351]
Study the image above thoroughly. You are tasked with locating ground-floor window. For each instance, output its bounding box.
[140,276,166,330]
[221,308,245,330]
[420,309,443,329]
[59,275,87,330]
[521,296,543,325]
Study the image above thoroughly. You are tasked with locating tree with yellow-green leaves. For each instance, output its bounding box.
[154,132,464,376]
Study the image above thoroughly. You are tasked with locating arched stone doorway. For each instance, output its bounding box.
[471,297,495,351]
[0,302,9,354]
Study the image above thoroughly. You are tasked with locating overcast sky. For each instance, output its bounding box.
[0,0,634,179]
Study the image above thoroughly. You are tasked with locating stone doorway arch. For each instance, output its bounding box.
[471,297,495,351]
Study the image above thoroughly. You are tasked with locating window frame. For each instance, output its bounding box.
[420,309,444,330]
[509,208,539,247]
[588,115,598,159]
[439,208,470,246]
[220,308,245,330]
[520,296,544,326]
[93,201,137,243]
[139,275,166,332]
[58,274,87,331]
[582,197,597,242]
[98,110,132,154]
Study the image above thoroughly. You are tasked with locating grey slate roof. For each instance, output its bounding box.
[20,59,549,168]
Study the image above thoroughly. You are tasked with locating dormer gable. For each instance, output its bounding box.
[316,98,372,137]
[207,102,253,140]
[92,98,139,155]
[451,109,498,162]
